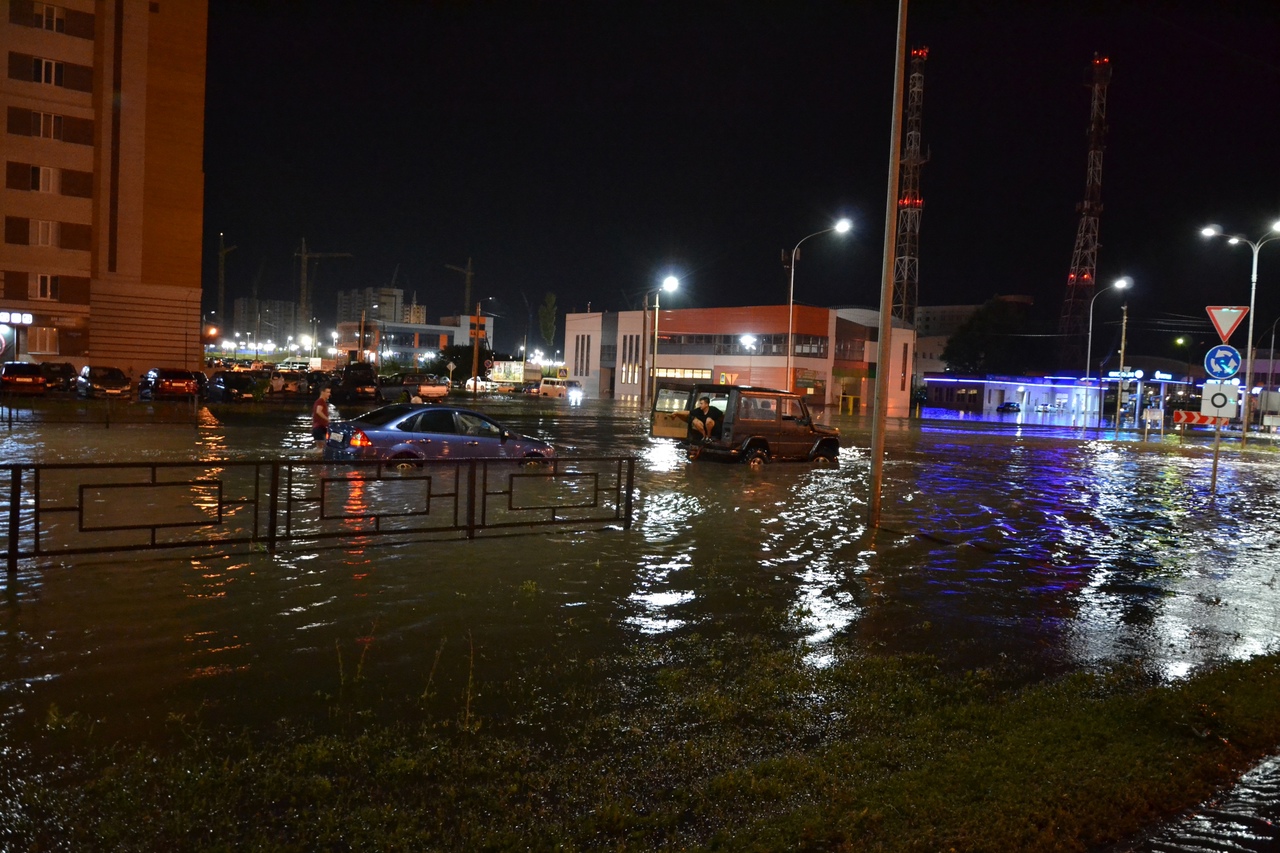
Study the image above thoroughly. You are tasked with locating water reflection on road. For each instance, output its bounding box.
[2,398,1279,739]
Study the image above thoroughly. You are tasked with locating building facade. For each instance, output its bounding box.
[1,0,207,372]
[563,304,915,413]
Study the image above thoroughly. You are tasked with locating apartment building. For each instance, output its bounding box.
[1,0,207,372]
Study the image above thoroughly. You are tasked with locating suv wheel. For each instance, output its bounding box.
[744,448,769,470]
[811,453,837,468]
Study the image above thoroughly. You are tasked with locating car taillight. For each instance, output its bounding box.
[349,430,372,448]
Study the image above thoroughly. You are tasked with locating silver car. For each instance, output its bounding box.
[323,404,555,467]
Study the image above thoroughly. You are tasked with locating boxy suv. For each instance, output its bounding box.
[0,361,47,396]
[650,382,840,468]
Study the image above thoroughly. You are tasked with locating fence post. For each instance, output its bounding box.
[466,460,477,539]
[267,462,280,554]
[7,466,20,579]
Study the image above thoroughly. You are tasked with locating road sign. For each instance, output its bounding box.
[1173,410,1228,426]
[1201,381,1239,418]
[1204,345,1241,379]
[1206,306,1248,343]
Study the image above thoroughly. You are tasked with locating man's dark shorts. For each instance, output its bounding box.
[312,427,328,442]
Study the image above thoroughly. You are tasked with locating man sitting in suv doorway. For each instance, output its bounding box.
[691,396,720,441]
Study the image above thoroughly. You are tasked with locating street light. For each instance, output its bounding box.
[1086,276,1131,429]
[647,276,679,407]
[1201,220,1280,444]
[786,219,851,393]
[740,334,757,386]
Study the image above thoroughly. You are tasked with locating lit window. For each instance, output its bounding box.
[28,326,58,354]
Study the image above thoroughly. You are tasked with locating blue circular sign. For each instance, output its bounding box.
[1204,345,1241,379]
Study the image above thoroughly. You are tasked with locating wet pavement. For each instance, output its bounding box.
[1,396,1278,841]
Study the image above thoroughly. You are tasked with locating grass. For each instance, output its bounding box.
[5,631,1279,852]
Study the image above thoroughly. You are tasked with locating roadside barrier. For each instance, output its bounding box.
[3,456,635,576]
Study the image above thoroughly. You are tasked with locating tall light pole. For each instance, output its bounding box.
[1202,221,1280,445]
[1087,276,1130,429]
[1114,302,1128,440]
[786,219,851,393]
[649,276,679,407]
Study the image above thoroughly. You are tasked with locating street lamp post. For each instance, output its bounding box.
[1087,276,1131,429]
[1115,302,1129,440]
[786,219,851,393]
[647,276,678,408]
[1202,221,1280,445]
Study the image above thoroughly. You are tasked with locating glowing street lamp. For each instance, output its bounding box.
[786,219,851,392]
[1201,220,1280,444]
[647,276,679,407]
[1087,276,1131,428]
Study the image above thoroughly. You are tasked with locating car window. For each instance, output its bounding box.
[781,398,805,421]
[739,395,778,421]
[456,412,501,437]
[407,409,458,434]
[353,404,415,427]
[5,363,42,376]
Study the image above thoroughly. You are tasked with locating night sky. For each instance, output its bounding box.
[201,1,1280,357]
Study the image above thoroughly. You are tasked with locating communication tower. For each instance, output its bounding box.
[1057,55,1112,367]
[892,47,929,325]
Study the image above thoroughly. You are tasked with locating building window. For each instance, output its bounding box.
[34,3,67,32]
[28,326,58,354]
[33,58,65,86]
[33,220,56,246]
[34,111,64,139]
[31,166,55,193]
[35,274,59,300]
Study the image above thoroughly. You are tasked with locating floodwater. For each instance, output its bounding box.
[2,397,1279,837]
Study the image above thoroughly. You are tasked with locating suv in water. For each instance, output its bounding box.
[650,382,840,468]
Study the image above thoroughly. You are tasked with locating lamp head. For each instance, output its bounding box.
[1201,225,1222,238]
[1273,220,1280,233]
[1114,276,1132,290]
[739,334,756,348]
[834,218,852,234]
[661,276,679,293]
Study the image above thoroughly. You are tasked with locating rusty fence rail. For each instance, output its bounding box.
[3,456,636,576]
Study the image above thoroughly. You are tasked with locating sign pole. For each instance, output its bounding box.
[1211,418,1221,494]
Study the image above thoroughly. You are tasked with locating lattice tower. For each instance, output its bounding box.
[1057,55,1112,367]
[892,47,929,325]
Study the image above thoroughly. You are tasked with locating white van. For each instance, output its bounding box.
[279,358,312,371]
[538,378,583,400]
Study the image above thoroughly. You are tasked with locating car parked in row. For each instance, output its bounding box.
[996,401,1021,413]
[323,403,556,468]
[39,361,77,393]
[138,368,200,400]
[1,361,47,395]
[378,372,449,401]
[206,370,262,402]
[331,363,381,405]
[77,365,131,399]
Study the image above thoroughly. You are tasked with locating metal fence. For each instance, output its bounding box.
[3,456,635,575]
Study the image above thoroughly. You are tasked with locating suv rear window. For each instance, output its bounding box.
[3,362,42,376]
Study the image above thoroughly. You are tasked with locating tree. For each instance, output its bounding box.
[538,293,558,349]
[940,298,1047,375]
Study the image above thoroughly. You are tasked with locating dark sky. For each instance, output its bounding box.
[202,1,1280,356]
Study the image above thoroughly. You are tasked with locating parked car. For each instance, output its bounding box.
[39,361,77,393]
[324,403,556,468]
[331,363,381,405]
[206,370,262,402]
[379,372,449,401]
[77,365,131,399]
[464,376,498,393]
[650,382,840,469]
[996,401,1021,413]
[268,370,310,395]
[138,367,199,400]
[1,361,48,395]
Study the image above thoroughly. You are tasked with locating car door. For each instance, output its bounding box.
[398,408,460,459]
[777,395,814,459]
[453,411,507,457]
[651,382,694,439]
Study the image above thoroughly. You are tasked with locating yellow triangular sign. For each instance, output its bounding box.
[1206,306,1248,343]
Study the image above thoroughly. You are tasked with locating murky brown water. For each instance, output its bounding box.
[2,398,1279,834]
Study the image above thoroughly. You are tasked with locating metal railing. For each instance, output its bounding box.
[3,456,635,575]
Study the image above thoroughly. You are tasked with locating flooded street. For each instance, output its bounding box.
[3,399,1279,734]
[2,397,1279,846]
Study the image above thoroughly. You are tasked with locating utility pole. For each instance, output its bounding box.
[296,238,352,333]
[445,258,475,318]
[217,233,236,327]
[471,300,482,399]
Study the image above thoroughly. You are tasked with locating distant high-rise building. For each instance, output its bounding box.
[335,287,404,324]
[0,1,208,372]
[232,297,298,347]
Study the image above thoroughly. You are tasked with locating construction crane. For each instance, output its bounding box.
[295,238,352,328]
[445,258,475,318]
[1057,54,1112,368]
[892,46,929,325]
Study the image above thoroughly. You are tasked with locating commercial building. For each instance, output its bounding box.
[1,0,207,372]
[563,304,915,412]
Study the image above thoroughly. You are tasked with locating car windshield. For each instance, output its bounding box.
[90,368,127,382]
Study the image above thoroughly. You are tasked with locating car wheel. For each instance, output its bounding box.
[811,453,837,469]
[744,448,769,470]
[390,454,421,472]
[520,454,550,469]
[686,444,702,461]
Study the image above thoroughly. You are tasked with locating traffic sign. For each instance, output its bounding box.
[1206,306,1248,343]
[1173,410,1227,426]
[1200,381,1239,418]
[1204,345,1241,379]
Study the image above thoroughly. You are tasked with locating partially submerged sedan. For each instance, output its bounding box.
[651,382,840,468]
[324,404,555,467]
